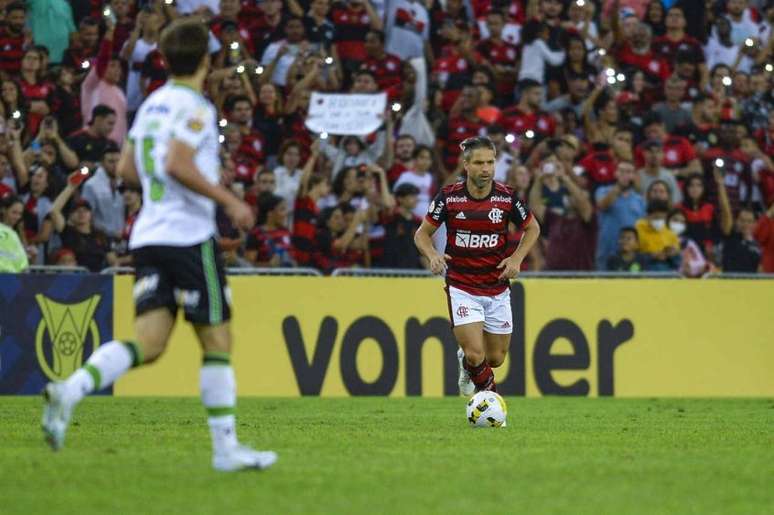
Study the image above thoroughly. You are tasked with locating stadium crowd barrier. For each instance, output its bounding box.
[1,270,772,397]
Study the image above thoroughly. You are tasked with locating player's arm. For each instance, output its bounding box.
[166,139,255,230]
[414,219,450,275]
[117,140,141,187]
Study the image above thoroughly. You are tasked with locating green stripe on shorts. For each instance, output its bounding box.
[201,240,222,325]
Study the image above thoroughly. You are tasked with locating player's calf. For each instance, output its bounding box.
[463,359,497,392]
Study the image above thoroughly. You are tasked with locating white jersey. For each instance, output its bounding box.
[128,82,220,249]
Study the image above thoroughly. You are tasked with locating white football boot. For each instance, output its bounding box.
[213,445,278,472]
[42,382,76,451]
[457,348,475,396]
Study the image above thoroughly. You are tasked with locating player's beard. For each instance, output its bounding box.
[472,174,490,189]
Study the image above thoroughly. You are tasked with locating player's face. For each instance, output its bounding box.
[464,148,496,189]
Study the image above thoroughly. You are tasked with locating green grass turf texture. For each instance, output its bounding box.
[1,397,772,515]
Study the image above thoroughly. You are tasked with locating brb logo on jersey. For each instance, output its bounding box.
[488,208,504,224]
[455,230,499,248]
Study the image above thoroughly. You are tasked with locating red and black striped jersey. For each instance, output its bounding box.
[425,181,533,296]
[291,195,319,265]
[0,28,25,74]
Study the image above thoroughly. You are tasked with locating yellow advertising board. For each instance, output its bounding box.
[113,276,774,397]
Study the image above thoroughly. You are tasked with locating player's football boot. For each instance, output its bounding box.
[42,382,75,451]
[213,445,278,472]
[457,348,475,396]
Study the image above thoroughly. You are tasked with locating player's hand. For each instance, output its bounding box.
[226,199,255,231]
[497,256,522,281]
[428,252,451,275]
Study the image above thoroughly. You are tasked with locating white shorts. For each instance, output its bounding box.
[446,285,513,334]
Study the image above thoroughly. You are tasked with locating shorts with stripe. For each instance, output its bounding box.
[131,238,231,324]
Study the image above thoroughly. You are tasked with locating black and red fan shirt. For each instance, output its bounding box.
[702,148,753,214]
[246,226,294,265]
[291,195,320,265]
[652,35,704,65]
[433,47,478,111]
[49,85,82,137]
[331,3,372,62]
[615,43,671,83]
[210,17,258,56]
[500,107,556,139]
[250,14,287,57]
[438,115,486,172]
[361,53,403,100]
[141,49,168,97]
[476,38,518,97]
[238,131,266,169]
[20,79,53,136]
[634,135,697,170]
[471,0,525,23]
[578,150,618,190]
[0,28,25,75]
[425,181,533,296]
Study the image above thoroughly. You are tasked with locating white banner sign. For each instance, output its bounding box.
[304,92,387,136]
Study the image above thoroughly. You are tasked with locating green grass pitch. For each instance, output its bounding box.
[2,397,772,514]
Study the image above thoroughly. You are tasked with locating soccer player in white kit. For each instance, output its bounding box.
[41,19,277,472]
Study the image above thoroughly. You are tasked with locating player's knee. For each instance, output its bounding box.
[486,351,506,368]
[463,347,486,366]
[139,339,167,364]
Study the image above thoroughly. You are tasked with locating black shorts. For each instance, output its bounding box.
[131,238,231,325]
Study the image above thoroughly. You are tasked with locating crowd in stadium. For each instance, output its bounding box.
[0,0,773,275]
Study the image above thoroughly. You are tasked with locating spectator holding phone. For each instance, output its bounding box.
[48,169,117,271]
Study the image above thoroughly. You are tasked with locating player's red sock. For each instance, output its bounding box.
[464,359,497,392]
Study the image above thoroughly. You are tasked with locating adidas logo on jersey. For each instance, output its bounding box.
[455,212,466,220]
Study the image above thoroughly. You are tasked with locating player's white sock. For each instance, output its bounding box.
[201,352,238,454]
[62,340,141,403]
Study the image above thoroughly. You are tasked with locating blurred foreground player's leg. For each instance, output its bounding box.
[42,18,276,471]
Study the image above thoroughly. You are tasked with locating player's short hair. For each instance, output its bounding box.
[160,18,209,77]
[460,136,496,161]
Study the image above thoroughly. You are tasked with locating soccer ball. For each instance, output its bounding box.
[466,391,507,428]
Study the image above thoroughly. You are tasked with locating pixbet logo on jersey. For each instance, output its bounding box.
[455,230,499,248]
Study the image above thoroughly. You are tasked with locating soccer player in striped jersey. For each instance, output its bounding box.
[414,136,540,395]
[41,19,277,472]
